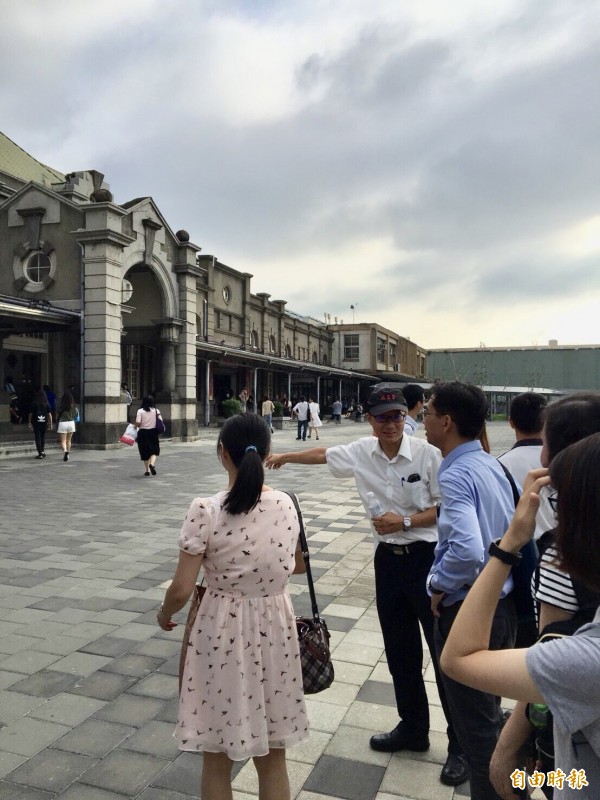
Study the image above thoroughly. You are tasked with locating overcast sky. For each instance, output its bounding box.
[3,0,600,349]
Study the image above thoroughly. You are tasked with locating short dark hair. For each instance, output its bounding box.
[402,384,425,411]
[219,413,271,515]
[430,381,488,439]
[544,392,600,463]
[141,395,154,412]
[509,392,547,435]
[551,432,600,592]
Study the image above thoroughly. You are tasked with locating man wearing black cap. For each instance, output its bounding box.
[266,383,466,786]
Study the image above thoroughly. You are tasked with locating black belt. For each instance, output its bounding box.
[380,540,435,556]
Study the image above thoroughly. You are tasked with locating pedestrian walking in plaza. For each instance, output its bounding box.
[292,395,309,440]
[267,384,466,787]
[306,397,322,440]
[121,382,133,423]
[28,388,52,459]
[261,393,274,433]
[331,397,342,424]
[56,390,77,461]
[157,413,309,800]
[134,395,162,476]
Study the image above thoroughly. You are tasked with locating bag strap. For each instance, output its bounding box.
[498,460,520,507]
[285,491,320,622]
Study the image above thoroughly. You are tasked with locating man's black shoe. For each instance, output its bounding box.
[369,725,430,753]
[440,754,468,786]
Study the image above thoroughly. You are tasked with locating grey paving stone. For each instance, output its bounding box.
[138,788,198,800]
[118,720,180,759]
[28,597,75,612]
[356,679,398,707]
[0,635,42,656]
[57,785,130,800]
[52,718,136,757]
[0,716,70,757]
[0,691,46,725]
[113,597,158,614]
[68,671,137,701]
[117,578,158,591]
[150,751,204,796]
[153,697,178,724]
[27,693,105,727]
[7,670,81,698]
[303,754,386,800]
[323,614,358,633]
[101,654,164,678]
[78,637,138,658]
[6,748,96,792]
[155,655,179,676]
[130,641,180,664]
[78,749,170,796]
[75,597,125,612]
[127,673,178,700]
[0,782,54,799]
[93,694,167,727]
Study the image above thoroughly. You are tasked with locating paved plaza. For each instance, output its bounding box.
[0,421,519,800]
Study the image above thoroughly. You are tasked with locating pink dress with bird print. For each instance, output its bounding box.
[175,489,309,760]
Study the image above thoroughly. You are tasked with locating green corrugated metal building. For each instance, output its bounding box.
[427,344,600,392]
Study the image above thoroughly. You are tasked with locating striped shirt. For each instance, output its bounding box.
[535,544,578,614]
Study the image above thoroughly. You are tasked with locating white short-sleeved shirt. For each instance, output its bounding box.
[498,442,555,539]
[325,435,441,546]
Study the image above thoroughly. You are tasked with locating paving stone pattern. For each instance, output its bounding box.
[0,421,533,799]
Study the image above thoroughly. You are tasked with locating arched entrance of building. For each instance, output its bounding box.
[121,264,168,404]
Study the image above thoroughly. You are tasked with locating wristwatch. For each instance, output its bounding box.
[402,516,412,531]
[427,574,444,596]
[488,539,522,567]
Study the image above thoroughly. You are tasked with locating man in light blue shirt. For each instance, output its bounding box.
[424,382,517,800]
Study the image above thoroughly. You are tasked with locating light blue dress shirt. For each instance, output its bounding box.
[428,440,515,606]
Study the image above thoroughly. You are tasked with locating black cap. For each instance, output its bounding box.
[365,383,408,416]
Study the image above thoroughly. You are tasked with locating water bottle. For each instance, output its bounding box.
[366,492,385,517]
[528,702,549,730]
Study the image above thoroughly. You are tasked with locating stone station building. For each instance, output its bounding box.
[0,132,427,447]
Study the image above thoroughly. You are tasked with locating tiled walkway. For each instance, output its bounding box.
[0,421,518,799]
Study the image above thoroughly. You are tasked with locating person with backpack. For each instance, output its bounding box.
[27,388,52,459]
[442,435,600,800]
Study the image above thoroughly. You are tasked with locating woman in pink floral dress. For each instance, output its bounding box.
[157,413,309,800]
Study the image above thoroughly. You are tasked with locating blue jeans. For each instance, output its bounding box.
[263,414,273,432]
[297,419,308,440]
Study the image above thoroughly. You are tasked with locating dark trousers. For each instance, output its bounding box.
[297,419,308,440]
[435,595,517,800]
[32,422,47,455]
[374,543,461,754]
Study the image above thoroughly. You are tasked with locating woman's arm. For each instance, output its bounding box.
[293,541,307,574]
[157,550,204,631]
[440,470,550,703]
[490,701,535,799]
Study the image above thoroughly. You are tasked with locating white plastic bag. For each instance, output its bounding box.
[119,423,138,446]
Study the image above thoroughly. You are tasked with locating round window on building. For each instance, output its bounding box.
[25,252,52,285]
[222,285,231,304]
